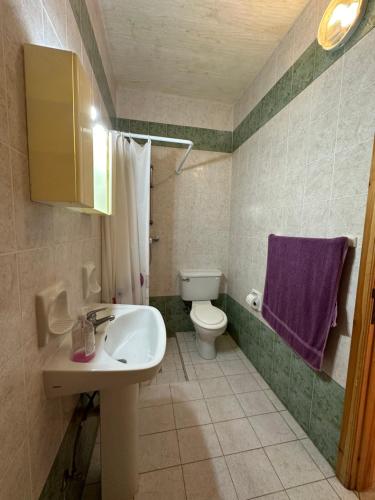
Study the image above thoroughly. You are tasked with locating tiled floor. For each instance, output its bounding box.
[83,333,358,500]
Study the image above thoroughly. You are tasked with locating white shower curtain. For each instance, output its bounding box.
[102,133,151,305]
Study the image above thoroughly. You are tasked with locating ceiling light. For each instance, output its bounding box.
[317,0,367,51]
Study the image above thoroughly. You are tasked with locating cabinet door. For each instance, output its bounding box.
[74,59,94,208]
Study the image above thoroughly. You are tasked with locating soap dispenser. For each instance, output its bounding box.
[71,315,96,362]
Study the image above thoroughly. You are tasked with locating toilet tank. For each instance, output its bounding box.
[180,269,222,301]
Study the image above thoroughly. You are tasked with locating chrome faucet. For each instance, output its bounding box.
[86,307,115,333]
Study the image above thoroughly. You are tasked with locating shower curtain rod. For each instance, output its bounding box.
[120,131,194,175]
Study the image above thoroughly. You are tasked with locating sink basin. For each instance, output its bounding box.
[43,304,166,397]
[43,303,166,500]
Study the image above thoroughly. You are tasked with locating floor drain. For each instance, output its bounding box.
[117,358,127,364]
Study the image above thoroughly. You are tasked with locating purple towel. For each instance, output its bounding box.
[262,235,349,370]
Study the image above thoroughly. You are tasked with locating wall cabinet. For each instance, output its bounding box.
[24,44,112,215]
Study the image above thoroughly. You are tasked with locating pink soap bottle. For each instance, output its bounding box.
[71,315,96,362]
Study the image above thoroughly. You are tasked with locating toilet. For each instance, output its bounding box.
[180,269,228,360]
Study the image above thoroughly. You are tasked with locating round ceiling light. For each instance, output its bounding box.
[317,0,367,51]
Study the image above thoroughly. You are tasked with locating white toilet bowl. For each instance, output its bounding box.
[190,301,227,359]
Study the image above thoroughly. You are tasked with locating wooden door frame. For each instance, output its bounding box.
[337,137,375,491]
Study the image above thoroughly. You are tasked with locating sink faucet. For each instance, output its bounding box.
[86,307,115,333]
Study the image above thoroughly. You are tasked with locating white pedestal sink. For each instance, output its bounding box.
[43,304,166,500]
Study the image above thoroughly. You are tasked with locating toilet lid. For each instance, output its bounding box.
[194,305,225,326]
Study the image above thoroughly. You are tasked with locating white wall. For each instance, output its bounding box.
[0,1,113,497]
[150,147,232,296]
[116,87,234,296]
[228,1,375,388]
[117,87,233,130]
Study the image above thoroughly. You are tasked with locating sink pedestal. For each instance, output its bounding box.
[101,383,139,500]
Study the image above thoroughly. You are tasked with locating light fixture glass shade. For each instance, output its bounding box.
[317,0,367,51]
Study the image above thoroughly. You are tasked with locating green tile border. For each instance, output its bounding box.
[233,0,375,151]
[69,0,116,125]
[225,294,345,467]
[70,0,374,153]
[150,294,227,337]
[152,292,344,466]
[116,118,233,153]
[40,394,99,500]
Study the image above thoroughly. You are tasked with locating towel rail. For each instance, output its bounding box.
[273,235,358,248]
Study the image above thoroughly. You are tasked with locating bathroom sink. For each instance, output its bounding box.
[43,304,166,398]
[44,304,166,500]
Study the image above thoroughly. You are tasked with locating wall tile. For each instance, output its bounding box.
[12,150,54,250]
[0,0,103,497]
[3,0,43,154]
[336,80,375,154]
[288,355,314,432]
[0,440,32,500]
[291,43,316,99]
[310,373,345,466]
[0,352,28,482]
[0,253,20,322]
[332,141,373,199]
[225,296,345,467]
[18,247,55,345]
[0,17,9,146]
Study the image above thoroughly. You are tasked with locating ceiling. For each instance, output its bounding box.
[99,0,310,103]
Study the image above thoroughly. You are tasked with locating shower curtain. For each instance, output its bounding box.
[102,133,151,305]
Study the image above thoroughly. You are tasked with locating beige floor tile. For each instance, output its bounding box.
[162,358,179,372]
[135,466,186,500]
[300,438,335,478]
[174,358,184,371]
[171,381,203,402]
[214,418,261,455]
[183,457,237,500]
[216,335,237,349]
[286,479,339,499]
[184,332,195,341]
[200,377,233,398]
[174,399,211,428]
[190,351,218,364]
[238,357,258,373]
[194,362,224,380]
[226,449,284,500]
[216,348,241,362]
[206,395,245,422]
[253,372,270,389]
[178,340,197,353]
[264,389,286,411]
[177,424,222,463]
[227,373,261,393]
[181,351,193,365]
[265,441,324,488]
[328,477,359,499]
[255,493,289,499]
[218,359,250,375]
[156,369,186,384]
[249,412,296,446]
[139,404,175,435]
[280,410,307,439]
[185,340,197,352]
[237,391,276,416]
[139,430,180,473]
[139,384,171,408]
[185,364,197,380]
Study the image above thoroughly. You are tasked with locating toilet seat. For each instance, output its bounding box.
[191,304,226,329]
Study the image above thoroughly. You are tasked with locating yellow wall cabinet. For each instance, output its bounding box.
[24,44,112,215]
